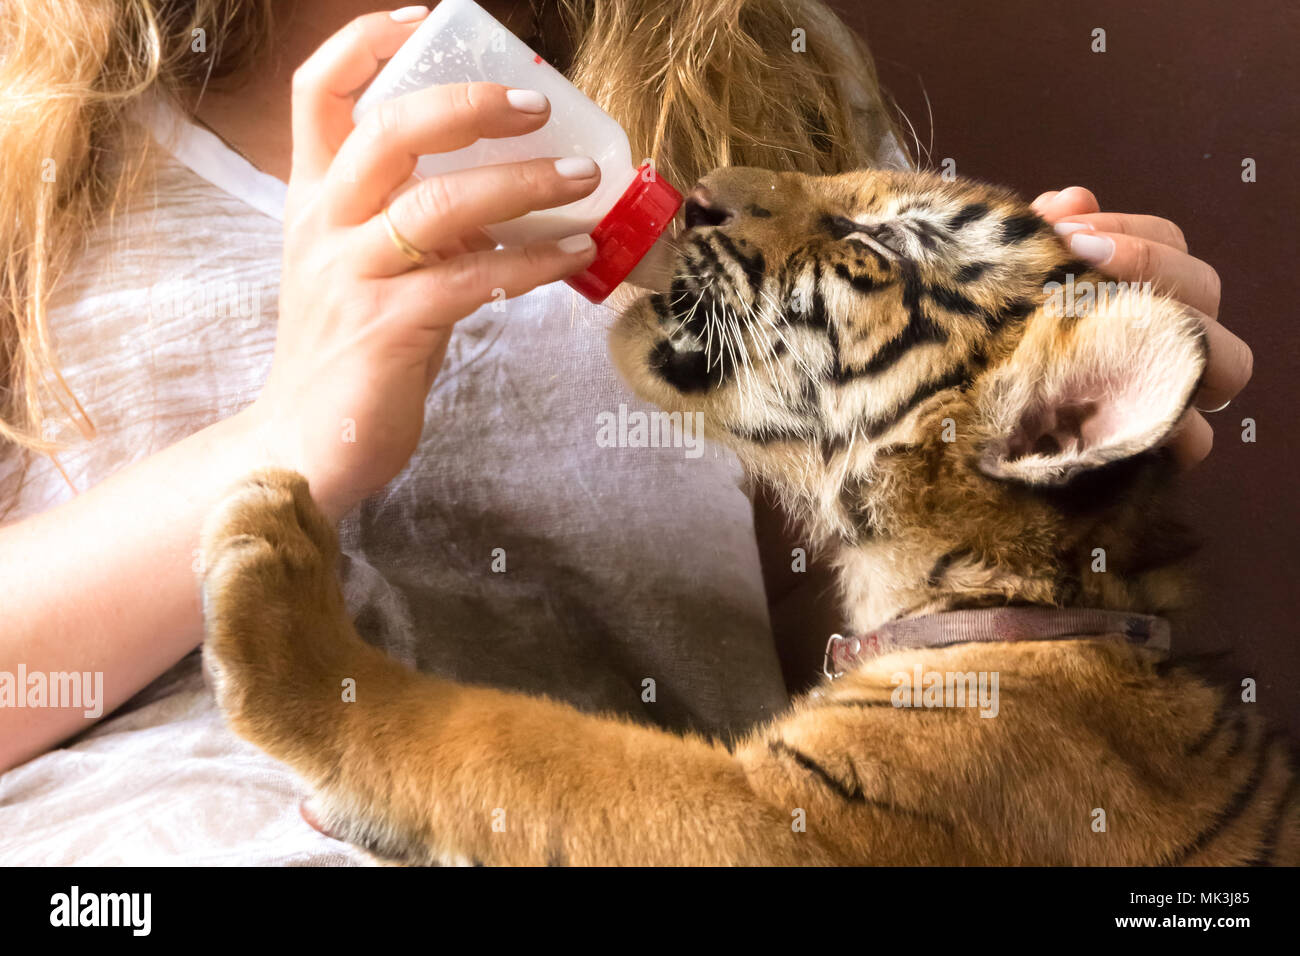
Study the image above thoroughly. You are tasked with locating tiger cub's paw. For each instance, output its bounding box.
[199,467,349,747]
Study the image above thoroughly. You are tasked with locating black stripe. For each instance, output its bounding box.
[874,441,923,458]
[833,261,882,294]
[1246,764,1299,866]
[780,247,817,327]
[813,258,857,386]
[946,202,989,231]
[648,291,670,321]
[768,739,861,800]
[987,296,1037,331]
[667,276,694,316]
[780,253,830,331]
[814,697,958,712]
[819,434,842,465]
[810,258,829,328]
[664,276,713,346]
[847,237,892,269]
[911,220,940,250]
[820,213,865,240]
[863,365,971,440]
[712,231,766,293]
[926,283,1034,333]
[821,214,894,267]
[691,236,730,291]
[914,219,947,240]
[728,423,817,445]
[957,261,992,282]
[1187,705,1243,758]
[797,374,821,416]
[1211,711,1251,767]
[839,473,878,539]
[1041,258,1093,290]
[815,698,897,710]
[768,740,956,831]
[831,267,948,381]
[1185,701,1228,756]
[1000,212,1046,243]
[848,311,948,379]
[927,283,987,318]
[925,548,971,587]
[1167,727,1275,864]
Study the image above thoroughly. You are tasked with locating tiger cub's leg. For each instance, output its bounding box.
[199,469,837,865]
[200,468,443,862]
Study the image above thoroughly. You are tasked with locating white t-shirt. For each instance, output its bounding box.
[0,98,787,864]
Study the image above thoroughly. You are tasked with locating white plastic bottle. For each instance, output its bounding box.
[353,0,682,303]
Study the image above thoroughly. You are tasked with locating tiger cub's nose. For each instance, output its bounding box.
[683,184,734,229]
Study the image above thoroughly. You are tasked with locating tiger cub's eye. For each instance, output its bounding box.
[864,223,906,256]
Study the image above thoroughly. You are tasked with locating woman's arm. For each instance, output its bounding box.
[0,408,268,771]
[0,8,604,772]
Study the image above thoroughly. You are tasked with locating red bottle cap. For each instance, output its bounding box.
[565,163,682,304]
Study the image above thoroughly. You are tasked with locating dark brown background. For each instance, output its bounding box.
[831,0,1300,735]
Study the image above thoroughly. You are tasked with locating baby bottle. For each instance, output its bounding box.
[353,0,682,303]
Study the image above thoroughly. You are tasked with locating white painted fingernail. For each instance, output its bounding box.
[554,156,599,179]
[390,5,430,22]
[1053,221,1091,237]
[506,89,549,113]
[1069,232,1115,265]
[557,234,595,254]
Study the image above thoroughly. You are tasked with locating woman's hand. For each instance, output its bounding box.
[1029,186,1251,468]
[245,9,600,520]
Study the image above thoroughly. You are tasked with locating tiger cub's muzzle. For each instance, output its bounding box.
[644,172,779,393]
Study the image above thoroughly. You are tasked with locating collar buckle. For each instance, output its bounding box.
[822,633,862,681]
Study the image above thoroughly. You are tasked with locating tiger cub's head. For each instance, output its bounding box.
[612,167,1208,629]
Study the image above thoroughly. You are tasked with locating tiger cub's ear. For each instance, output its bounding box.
[974,287,1208,487]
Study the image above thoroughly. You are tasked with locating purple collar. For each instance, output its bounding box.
[823,606,1171,679]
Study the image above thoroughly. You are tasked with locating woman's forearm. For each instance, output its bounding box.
[0,407,277,772]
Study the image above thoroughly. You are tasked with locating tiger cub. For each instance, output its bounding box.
[200,167,1297,865]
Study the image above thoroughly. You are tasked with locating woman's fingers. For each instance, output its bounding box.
[389,234,598,331]
[325,82,553,225]
[288,9,429,190]
[1161,315,1249,470]
[1052,213,1188,253]
[1194,319,1254,412]
[354,156,601,276]
[1030,185,1100,220]
[1030,190,1060,210]
[1167,409,1214,469]
[1056,228,1222,318]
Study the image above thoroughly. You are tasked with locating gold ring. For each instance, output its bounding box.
[382,205,427,266]
[1196,399,1231,414]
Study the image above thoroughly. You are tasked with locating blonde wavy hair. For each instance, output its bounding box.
[0,0,904,509]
